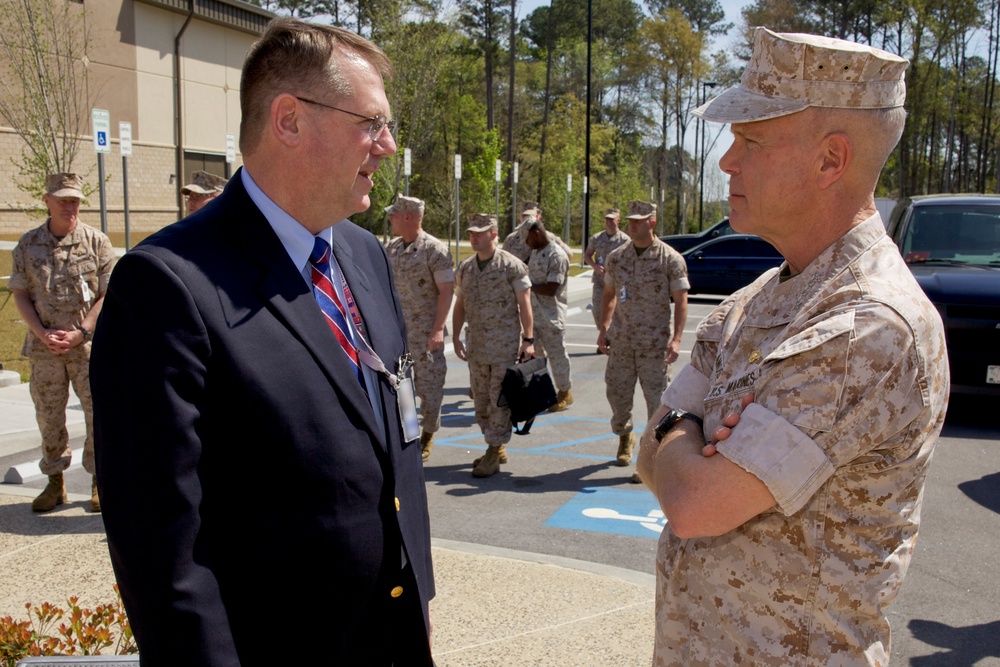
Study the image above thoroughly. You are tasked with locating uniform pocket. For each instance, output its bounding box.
[760,310,855,433]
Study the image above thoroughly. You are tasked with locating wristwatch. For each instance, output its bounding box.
[653,408,704,443]
[75,325,92,342]
[522,337,535,343]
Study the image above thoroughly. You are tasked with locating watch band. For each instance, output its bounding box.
[522,337,535,343]
[653,408,704,442]
[75,325,92,341]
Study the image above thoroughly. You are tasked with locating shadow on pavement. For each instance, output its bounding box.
[424,461,623,497]
[0,497,105,536]
[957,471,1000,515]
[907,618,1000,666]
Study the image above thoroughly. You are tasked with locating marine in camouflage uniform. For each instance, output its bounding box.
[385,195,455,461]
[583,207,629,330]
[453,214,534,477]
[525,221,572,410]
[9,173,115,513]
[598,200,689,473]
[637,29,950,666]
[502,202,572,263]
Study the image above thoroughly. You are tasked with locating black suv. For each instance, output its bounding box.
[886,194,1000,396]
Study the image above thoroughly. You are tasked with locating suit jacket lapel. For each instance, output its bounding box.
[226,175,384,442]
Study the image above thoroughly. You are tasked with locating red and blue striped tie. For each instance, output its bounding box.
[309,237,367,392]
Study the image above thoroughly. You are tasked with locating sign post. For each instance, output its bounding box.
[403,148,411,196]
[453,154,462,268]
[511,161,519,235]
[581,176,588,266]
[225,134,236,179]
[494,159,501,219]
[119,121,132,249]
[91,109,111,234]
[564,173,572,244]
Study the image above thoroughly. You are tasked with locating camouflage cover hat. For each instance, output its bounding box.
[45,173,85,199]
[384,194,425,215]
[693,27,908,123]
[604,207,620,218]
[625,200,656,220]
[180,171,228,195]
[519,200,541,217]
[466,213,498,233]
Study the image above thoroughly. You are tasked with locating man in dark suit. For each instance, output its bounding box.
[91,18,434,666]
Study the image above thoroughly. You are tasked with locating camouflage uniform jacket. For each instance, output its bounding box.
[503,221,572,263]
[585,229,629,287]
[9,221,115,359]
[386,230,455,338]
[657,216,950,666]
[527,242,569,329]
[603,238,689,350]
[455,249,530,364]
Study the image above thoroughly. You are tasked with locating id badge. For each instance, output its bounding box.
[396,377,421,443]
[619,286,627,303]
[80,278,92,302]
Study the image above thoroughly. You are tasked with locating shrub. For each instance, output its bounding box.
[0,586,136,666]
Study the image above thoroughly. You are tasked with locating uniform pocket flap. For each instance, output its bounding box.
[764,310,855,362]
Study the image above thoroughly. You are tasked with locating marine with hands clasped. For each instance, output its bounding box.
[385,194,455,461]
[453,213,534,478]
[524,219,573,411]
[9,173,115,513]
[636,27,950,666]
[583,207,629,333]
[598,200,689,481]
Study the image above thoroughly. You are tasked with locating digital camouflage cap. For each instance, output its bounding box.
[181,171,228,195]
[694,27,908,123]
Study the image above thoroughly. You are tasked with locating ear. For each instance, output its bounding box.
[817,132,852,190]
[270,94,303,148]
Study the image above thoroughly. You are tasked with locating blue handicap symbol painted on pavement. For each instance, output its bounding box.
[545,486,666,539]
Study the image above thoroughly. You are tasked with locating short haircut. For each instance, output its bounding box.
[813,106,906,187]
[239,17,393,154]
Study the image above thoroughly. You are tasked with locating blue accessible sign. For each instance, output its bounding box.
[545,486,667,539]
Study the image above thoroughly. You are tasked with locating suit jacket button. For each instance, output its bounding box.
[390,586,404,598]
[395,497,401,511]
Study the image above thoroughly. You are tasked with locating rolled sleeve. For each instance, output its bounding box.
[512,275,531,293]
[716,403,835,515]
[669,276,690,293]
[661,364,709,417]
[433,267,455,283]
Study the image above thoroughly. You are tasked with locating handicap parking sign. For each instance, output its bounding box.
[545,486,667,539]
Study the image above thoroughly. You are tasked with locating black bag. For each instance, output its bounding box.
[497,356,557,435]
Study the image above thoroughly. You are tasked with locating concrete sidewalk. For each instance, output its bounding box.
[0,486,654,665]
[0,267,658,665]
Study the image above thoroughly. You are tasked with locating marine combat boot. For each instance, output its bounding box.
[420,431,434,462]
[549,389,574,412]
[615,433,635,467]
[473,444,507,466]
[471,446,502,478]
[31,473,67,512]
[90,476,101,513]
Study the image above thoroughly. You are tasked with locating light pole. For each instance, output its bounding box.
[698,81,718,229]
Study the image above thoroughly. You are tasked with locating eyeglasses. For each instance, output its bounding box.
[295,95,397,140]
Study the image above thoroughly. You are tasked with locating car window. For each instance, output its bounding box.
[902,204,1000,265]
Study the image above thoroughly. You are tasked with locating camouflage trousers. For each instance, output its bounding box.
[591,282,605,328]
[468,358,513,447]
[411,339,447,434]
[534,318,571,392]
[605,343,671,437]
[28,344,95,475]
